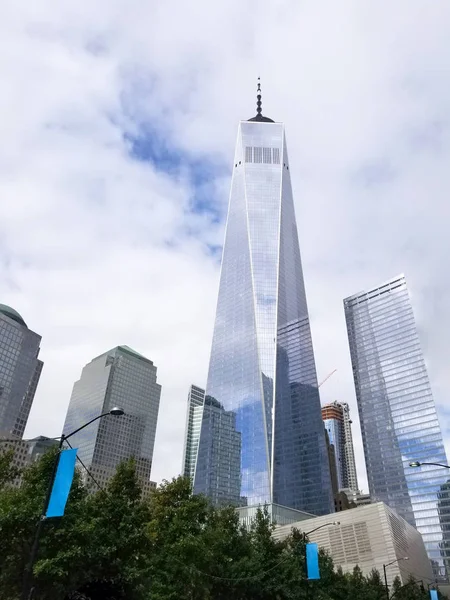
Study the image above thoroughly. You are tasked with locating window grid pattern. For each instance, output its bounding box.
[344,275,450,581]
[245,146,281,165]
[194,121,333,515]
[182,384,205,482]
[0,313,43,439]
[322,401,359,492]
[63,346,162,487]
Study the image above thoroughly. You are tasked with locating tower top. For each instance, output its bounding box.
[248,77,275,123]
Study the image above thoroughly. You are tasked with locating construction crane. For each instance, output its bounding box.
[318,369,337,388]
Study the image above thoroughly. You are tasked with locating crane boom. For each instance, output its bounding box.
[318,368,337,388]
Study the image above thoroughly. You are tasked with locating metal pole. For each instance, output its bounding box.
[21,435,65,600]
[20,409,124,600]
[383,564,390,600]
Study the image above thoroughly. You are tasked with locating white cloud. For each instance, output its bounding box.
[1,0,450,494]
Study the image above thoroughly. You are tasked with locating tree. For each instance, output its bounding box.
[0,448,21,489]
[365,568,386,600]
[1,456,435,600]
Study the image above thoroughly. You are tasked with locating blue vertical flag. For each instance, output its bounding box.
[430,590,438,600]
[46,448,77,518]
[306,543,320,580]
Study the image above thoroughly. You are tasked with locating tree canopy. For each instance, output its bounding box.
[0,449,444,600]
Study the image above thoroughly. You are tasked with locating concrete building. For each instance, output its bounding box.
[274,502,433,588]
[342,487,371,507]
[182,384,205,483]
[63,345,161,492]
[0,304,43,439]
[334,489,372,512]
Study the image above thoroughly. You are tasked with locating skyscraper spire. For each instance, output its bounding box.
[248,77,274,123]
[194,90,333,516]
[256,77,262,116]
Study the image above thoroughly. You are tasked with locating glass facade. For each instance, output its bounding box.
[344,274,450,581]
[182,384,205,483]
[63,345,161,487]
[322,401,359,492]
[194,119,333,515]
[0,305,43,439]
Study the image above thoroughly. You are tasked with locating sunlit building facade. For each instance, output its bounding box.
[193,88,333,515]
[344,274,450,581]
[182,384,205,483]
[63,345,161,491]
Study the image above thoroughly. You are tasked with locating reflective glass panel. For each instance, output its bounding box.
[194,121,333,515]
[345,275,450,581]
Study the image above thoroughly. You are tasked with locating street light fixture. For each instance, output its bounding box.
[301,522,340,582]
[410,461,450,469]
[303,521,340,538]
[383,557,409,600]
[22,407,125,600]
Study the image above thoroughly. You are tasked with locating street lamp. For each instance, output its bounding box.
[301,522,340,581]
[410,461,450,469]
[22,407,125,600]
[383,557,409,600]
[303,521,340,538]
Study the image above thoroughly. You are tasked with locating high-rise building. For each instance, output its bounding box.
[182,384,205,483]
[193,85,333,515]
[344,274,450,580]
[322,401,359,492]
[0,304,43,439]
[63,345,161,491]
[194,395,242,506]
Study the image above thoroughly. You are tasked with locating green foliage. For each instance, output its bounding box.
[0,448,21,489]
[0,457,441,600]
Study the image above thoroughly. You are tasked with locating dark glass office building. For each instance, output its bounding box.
[0,304,43,439]
[344,274,450,581]
[193,92,333,515]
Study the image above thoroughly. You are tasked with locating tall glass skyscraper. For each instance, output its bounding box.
[182,384,205,483]
[193,86,333,515]
[0,304,43,439]
[63,345,161,490]
[344,274,450,580]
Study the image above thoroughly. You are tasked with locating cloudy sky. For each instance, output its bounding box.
[2,0,450,492]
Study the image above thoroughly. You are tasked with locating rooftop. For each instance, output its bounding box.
[247,78,275,123]
[0,304,27,327]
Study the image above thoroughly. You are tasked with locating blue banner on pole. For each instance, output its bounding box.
[430,590,438,600]
[46,448,77,518]
[306,543,320,580]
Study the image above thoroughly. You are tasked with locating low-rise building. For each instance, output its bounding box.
[0,435,58,485]
[340,487,371,507]
[237,503,315,529]
[273,502,433,587]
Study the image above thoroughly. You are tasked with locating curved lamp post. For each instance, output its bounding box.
[383,557,409,600]
[302,521,340,581]
[303,521,341,538]
[22,407,125,600]
[410,461,450,469]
